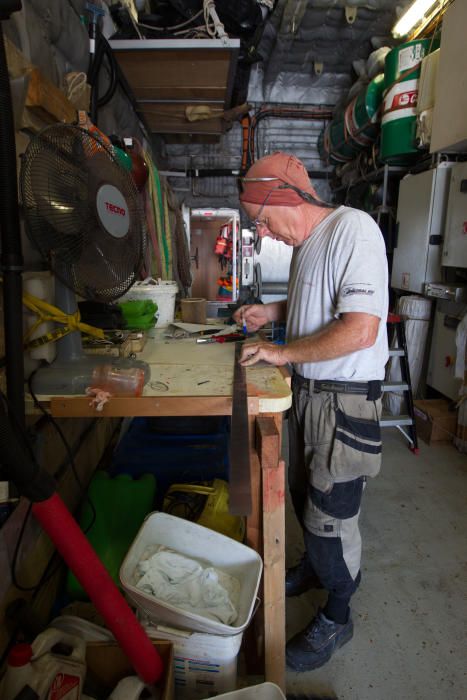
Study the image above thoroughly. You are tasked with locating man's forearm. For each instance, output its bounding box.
[265,300,287,323]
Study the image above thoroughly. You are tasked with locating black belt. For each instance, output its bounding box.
[293,374,382,400]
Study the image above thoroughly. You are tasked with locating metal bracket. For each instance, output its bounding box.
[345,6,357,24]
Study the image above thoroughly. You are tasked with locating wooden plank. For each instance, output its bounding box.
[25,68,77,124]
[256,416,280,470]
[50,395,259,418]
[113,49,231,98]
[4,35,32,78]
[244,445,264,676]
[257,416,286,690]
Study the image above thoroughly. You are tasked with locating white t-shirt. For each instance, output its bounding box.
[286,206,389,381]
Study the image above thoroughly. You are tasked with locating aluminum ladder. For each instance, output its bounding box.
[380,313,419,453]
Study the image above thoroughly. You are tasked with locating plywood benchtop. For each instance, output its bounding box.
[43,335,292,418]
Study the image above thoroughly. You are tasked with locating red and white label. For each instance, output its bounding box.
[105,201,126,217]
[391,89,418,109]
[49,672,81,700]
[382,79,419,125]
[96,184,130,238]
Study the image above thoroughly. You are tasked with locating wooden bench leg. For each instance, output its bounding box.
[256,416,286,693]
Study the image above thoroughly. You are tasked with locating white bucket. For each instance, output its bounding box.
[120,279,178,327]
[142,618,243,700]
[213,683,286,700]
[119,512,263,636]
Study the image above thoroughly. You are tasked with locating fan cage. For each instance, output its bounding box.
[20,124,147,303]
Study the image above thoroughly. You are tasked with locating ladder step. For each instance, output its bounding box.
[388,348,405,356]
[382,381,409,391]
[380,415,414,427]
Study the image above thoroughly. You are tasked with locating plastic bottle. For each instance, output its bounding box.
[0,644,38,700]
[0,630,87,700]
[108,676,160,700]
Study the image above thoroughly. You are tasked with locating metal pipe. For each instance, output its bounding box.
[0,21,25,424]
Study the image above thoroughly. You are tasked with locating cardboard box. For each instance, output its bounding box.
[414,399,457,445]
[86,640,174,700]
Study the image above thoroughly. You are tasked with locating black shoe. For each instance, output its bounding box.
[286,554,323,597]
[286,611,354,671]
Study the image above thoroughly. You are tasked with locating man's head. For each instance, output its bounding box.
[239,152,332,246]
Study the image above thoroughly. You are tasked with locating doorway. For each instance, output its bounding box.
[189,208,240,303]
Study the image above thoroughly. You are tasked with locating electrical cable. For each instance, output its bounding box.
[27,365,97,532]
[137,9,203,32]
[0,365,100,593]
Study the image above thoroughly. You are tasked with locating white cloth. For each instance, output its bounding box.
[286,206,389,381]
[135,548,240,625]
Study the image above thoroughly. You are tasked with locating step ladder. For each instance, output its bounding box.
[380,313,419,453]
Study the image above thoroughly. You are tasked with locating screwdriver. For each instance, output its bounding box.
[196,333,245,344]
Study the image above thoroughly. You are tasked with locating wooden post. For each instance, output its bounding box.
[256,416,286,692]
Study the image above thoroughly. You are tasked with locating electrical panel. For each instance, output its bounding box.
[391,163,453,293]
[427,300,466,401]
[442,162,467,269]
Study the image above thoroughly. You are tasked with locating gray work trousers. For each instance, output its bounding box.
[288,376,382,610]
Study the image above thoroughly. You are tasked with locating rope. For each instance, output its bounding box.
[21,291,104,344]
[203,0,226,38]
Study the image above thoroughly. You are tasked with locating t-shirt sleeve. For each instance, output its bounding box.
[333,212,388,319]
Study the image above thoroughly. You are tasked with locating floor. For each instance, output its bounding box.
[284,426,467,700]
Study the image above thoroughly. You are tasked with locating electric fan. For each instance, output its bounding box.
[20,124,149,395]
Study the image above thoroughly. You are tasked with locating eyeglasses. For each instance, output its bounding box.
[248,186,279,231]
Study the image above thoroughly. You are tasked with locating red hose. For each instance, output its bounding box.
[32,493,163,685]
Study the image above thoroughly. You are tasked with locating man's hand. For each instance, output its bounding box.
[239,341,287,367]
[233,304,270,333]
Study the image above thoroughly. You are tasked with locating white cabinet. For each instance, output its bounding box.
[391,163,452,293]
[442,162,467,269]
[427,300,466,401]
[430,0,467,153]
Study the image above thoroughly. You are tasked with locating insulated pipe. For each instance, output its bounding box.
[32,494,164,684]
[0,22,25,423]
[0,408,164,685]
[160,168,329,179]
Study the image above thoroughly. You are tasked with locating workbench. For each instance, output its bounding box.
[47,333,292,690]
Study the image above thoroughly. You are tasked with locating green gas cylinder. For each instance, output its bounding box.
[381,38,431,164]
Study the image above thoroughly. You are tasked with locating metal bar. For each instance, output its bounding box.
[137,98,225,104]
[109,38,241,51]
[229,343,252,516]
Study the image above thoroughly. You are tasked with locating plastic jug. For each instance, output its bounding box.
[0,629,86,700]
[108,676,160,700]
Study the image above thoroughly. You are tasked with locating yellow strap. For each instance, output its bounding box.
[22,290,104,340]
[166,483,215,496]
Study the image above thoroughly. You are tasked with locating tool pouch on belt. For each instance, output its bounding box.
[330,394,382,480]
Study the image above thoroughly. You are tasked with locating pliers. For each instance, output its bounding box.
[196,333,245,344]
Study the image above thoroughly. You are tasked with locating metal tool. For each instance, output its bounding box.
[196,333,245,344]
[229,342,252,516]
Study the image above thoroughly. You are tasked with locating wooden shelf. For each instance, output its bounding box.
[109,38,240,142]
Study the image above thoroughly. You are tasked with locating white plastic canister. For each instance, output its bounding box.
[0,629,87,700]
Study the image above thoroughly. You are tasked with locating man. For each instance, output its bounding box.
[234,152,388,671]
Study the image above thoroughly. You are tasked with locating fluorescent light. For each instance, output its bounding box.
[392,0,440,38]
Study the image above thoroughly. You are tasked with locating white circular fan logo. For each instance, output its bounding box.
[96,184,130,238]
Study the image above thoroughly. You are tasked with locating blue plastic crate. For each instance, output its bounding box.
[110,418,230,507]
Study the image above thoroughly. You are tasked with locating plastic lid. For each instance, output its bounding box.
[8,643,33,666]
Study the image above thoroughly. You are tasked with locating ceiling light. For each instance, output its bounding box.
[392,0,441,38]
